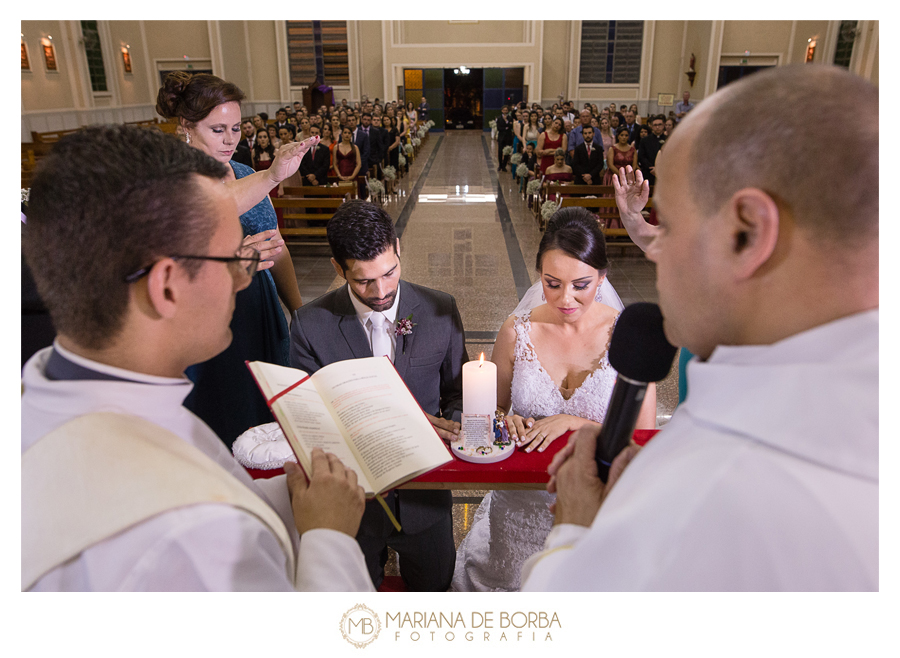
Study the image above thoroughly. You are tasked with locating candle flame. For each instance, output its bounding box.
[479,353,485,367]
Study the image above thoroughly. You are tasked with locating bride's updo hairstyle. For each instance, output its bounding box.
[156,71,245,124]
[536,207,609,274]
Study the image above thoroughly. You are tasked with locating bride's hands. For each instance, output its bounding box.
[506,414,587,453]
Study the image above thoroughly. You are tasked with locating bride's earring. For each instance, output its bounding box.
[541,290,545,302]
[594,278,604,303]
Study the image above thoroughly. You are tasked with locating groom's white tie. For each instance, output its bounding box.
[369,313,392,362]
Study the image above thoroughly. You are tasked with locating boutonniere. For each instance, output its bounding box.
[394,314,416,354]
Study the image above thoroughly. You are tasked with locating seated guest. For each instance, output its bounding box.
[252,114,266,132]
[21,124,372,591]
[543,148,574,191]
[523,64,878,592]
[664,116,676,137]
[572,125,604,185]
[278,125,295,145]
[298,125,329,186]
[290,200,466,591]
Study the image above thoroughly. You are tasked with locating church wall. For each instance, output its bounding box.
[218,21,252,105]
[402,20,527,45]
[722,21,794,56]
[683,21,713,101]
[21,21,78,113]
[107,21,152,110]
[540,21,571,106]
[790,21,831,65]
[645,21,687,117]
[357,20,385,102]
[245,21,282,104]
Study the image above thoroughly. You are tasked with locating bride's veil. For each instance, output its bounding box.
[512,276,625,316]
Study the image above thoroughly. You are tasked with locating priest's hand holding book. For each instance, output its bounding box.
[284,449,365,537]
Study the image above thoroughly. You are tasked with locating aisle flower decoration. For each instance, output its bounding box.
[382,166,397,181]
[502,145,512,156]
[404,143,414,155]
[526,179,542,195]
[367,178,385,197]
[412,137,421,147]
[21,188,30,205]
[516,163,528,178]
[489,119,497,129]
[541,200,560,221]
[398,153,407,167]
[509,153,522,166]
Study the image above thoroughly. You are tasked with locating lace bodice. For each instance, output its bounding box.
[509,309,617,422]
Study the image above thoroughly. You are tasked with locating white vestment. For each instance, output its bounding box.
[521,310,878,591]
[21,344,374,592]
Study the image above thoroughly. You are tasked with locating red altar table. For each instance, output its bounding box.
[247,429,659,490]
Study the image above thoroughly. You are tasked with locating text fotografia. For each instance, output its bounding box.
[386,611,561,642]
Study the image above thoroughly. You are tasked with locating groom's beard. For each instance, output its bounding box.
[353,286,398,313]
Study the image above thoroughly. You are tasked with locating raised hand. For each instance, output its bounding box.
[269,136,320,184]
[612,165,649,218]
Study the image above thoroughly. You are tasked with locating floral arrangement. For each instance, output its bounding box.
[424,120,434,129]
[21,188,30,205]
[412,137,421,147]
[526,179,542,195]
[382,166,397,181]
[417,127,427,138]
[502,145,512,156]
[404,143,414,155]
[489,119,497,129]
[398,153,407,167]
[509,153,522,165]
[541,200,560,221]
[367,178,385,196]
[516,163,528,178]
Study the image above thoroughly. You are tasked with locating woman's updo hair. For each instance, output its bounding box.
[536,207,609,273]
[156,71,245,124]
[554,147,565,158]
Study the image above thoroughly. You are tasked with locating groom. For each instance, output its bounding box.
[290,200,467,591]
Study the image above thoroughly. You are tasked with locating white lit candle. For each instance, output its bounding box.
[463,353,497,417]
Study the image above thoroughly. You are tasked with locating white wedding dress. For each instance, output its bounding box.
[451,280,623,592]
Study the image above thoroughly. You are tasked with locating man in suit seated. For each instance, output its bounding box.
[572,125,604,185]
[298,125,329,187]
[348,114,370,198]
[290,200,467,591]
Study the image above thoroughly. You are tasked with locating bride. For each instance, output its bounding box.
[451,207,657,591]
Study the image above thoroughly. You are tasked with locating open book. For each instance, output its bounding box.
[247,358,452,498]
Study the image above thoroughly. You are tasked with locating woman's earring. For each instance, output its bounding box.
[184,131,191,145]
[594,279,604,303]
[541,290,545,302]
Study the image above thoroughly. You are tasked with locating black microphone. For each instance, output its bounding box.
[596,303,678,483]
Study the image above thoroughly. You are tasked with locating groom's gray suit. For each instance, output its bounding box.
[290,280,467,590]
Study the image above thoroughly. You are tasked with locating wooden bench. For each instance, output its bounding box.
[276,186,353,245]
[557,196,655,251]
[30,128,81,144]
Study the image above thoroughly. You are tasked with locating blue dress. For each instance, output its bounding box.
[183,161,291,447]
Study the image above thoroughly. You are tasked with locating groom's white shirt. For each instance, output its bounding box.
[349,284,400,362]
[522,310,878,591]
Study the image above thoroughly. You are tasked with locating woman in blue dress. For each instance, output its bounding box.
[157,72,316,447]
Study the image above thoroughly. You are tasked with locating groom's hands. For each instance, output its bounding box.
[426,413,461,443]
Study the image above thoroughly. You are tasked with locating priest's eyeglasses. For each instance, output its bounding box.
[124,245,261,283]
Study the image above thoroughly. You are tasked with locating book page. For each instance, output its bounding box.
[311,357,452,493]
[248,362,374,494]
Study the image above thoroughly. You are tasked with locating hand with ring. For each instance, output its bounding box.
[518,414,598,454]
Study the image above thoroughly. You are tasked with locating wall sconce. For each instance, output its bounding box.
[121,44,132,73]
[805,37,818,63]
[41,35,57,72]
[685,53,696,87]
[22,33,31,71]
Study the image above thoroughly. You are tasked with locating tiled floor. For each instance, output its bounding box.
[287,130,678,584]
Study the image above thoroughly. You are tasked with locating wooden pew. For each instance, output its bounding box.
[276,185,353,245]
[557,196,655,251]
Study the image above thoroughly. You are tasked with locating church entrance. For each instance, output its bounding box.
[444,67,483,130]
